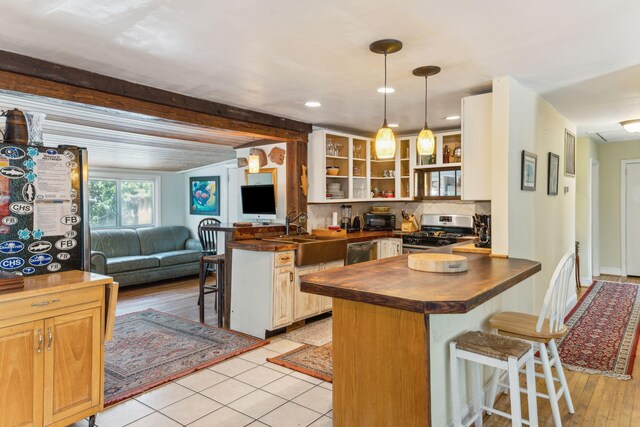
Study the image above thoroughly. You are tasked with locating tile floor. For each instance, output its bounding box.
[85,337,333,427]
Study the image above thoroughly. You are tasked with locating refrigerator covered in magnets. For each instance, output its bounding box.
[0,144,89,276]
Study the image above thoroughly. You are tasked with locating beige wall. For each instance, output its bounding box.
[597,139,640,272]
[493,76,577,309]
[575,136,599,282]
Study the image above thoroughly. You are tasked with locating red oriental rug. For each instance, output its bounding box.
[104,309,267,406]
[557,281,640,380]
[267,343,333,382]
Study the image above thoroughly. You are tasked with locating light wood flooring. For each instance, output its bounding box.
[485,274,640,426]
[116,275,218,324]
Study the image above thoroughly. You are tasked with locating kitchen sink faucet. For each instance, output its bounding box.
[285,211,308,235]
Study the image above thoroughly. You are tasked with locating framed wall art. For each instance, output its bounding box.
[521,150,537,191]
[548,152,559,196]
[564,129,576,176]
[189,176,220,216]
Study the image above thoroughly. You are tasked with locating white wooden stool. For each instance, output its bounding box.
[450,331,538,427]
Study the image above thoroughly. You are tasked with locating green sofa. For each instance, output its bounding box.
[90,226,202,287]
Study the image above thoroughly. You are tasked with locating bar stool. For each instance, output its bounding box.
[450,331,538,427]
[199,254,224,326]
[488,252,576,427]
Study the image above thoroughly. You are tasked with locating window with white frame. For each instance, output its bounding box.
[88,174,159,228]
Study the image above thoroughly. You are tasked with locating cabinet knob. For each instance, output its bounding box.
[289,272,294,282]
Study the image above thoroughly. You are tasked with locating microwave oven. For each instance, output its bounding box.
[363,213,396,231]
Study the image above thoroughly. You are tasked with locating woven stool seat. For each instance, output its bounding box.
[455,331,531,361]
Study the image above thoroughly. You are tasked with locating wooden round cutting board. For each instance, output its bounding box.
[408,253,468,273]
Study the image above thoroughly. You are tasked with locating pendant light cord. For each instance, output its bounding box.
[383,53,388,126]
[424,76,429,129]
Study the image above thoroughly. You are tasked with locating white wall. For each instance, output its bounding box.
[89,167,185,227]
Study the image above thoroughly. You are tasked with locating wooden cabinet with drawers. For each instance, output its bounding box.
[0,271,118,427]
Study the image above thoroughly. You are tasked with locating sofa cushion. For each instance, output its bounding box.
[154,250,201,267]
[106,255,159,274]
[137,226,192,255]
[91,229,141,258]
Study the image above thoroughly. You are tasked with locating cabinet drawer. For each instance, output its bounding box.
[274,251,294,267]
[0,286,103,322]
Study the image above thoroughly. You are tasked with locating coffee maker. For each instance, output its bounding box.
[340,204,352,230]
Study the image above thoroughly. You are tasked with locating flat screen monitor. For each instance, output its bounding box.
[241,184,276,221]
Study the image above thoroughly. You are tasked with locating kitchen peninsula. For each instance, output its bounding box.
[300,245,541,426]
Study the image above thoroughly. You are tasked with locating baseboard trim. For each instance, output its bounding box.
[600,267,622,275]
[580,277,593,286]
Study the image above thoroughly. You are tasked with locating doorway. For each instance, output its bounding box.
[622,160,640,276]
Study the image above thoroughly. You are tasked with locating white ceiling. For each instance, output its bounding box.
[0,0,639,139]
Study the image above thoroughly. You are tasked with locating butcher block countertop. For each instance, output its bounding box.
[300,243,541,314]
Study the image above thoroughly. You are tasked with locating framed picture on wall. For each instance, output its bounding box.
[564,129,576,176]
[189,176,220,216]
[548,152,560,196]
[521,150,537,191]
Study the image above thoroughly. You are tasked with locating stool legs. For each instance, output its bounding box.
[539,342,562,427]
[549,339,574,414]
[507,357,522,427]
[525,356,538,427]
[450,342,463,427]
[470,361,483,427]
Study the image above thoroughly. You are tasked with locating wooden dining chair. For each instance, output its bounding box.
[487,252,576,427]
[197,218,223,324]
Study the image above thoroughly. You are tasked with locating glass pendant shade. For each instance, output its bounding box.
[375,125,396,159]
[248,155,260,173]
[417,127,436,155]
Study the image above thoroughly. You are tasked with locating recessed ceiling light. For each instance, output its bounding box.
[621,119,640,133]
[388,123,399,128]
[304,101,321,108]
[445,115,461,121]
[377,87,395,94]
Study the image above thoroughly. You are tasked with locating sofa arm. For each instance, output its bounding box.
[186,238,203,252]
[90,251,107,274]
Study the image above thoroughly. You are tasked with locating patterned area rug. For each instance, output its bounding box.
[104,309,267,406]
[267,343,333,382]
[284,317,332,346]
[558,281,640,380]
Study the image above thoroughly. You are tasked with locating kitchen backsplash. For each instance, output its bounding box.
[307,201,491,230]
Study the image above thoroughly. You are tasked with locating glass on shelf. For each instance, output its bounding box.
[440,170,456,196]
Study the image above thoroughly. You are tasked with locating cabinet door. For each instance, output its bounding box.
[389,238,403,257]
[272,267,294,329]
[0,320,44,427]
[43,307,102,426]
[461,93,492,200]
[376,240,388,259]
[293,265,322,321]
[319,261,344,312]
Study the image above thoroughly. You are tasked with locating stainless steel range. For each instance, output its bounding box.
[402,214,475,254]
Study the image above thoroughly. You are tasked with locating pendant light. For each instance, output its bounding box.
[621,119,640,133]
[413,66,441,156]
[370,39,402,159]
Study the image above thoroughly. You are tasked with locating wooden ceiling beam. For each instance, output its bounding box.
[0,50,310,142]
[233,139,283,150]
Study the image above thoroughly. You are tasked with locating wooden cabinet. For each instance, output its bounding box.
[44,308,102,426]
[308,129,415,202]
[272,266,294,329]
[0,271,117,427]
[461,92,492,201]
[377,238,402,259]
[293,264,322,321]
[0,321,43,427]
